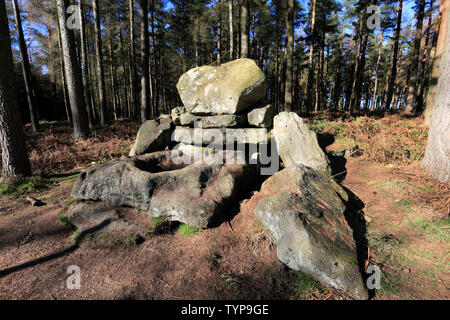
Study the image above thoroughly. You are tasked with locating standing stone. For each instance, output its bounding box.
[176,58,267,115]
[272,112,330,173]
[247,104,275,128]
[129,117,173,156]
[245,165,369,300]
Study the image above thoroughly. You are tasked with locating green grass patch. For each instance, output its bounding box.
[62,198,79,213]
[407,216,449,242]
[176,224,200,237]
[0,176,52,196]
[58,215,70,225]
[292,272,322,299]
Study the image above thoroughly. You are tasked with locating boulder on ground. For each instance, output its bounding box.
[129,117,173,156]
[173,127,271,145]
[71,151,256,229]
[245,165,368,300]
[179,113,246,128]
[247,104,274,128]
[176,58,268,115]
[272,112,330,173]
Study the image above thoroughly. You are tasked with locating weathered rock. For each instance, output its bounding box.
[247,104,274,128]
[272,112,330,173]
[71,151,256,229]
[177,58,268,115]
[66,202,145,236]
[326,137,357,157]
[129,117,173,156]
[245,165,368,300]
[173,127,271,145]
[171,106,185,125]
[179,113,246,128]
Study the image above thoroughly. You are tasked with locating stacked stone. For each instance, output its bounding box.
[170,59,275,163]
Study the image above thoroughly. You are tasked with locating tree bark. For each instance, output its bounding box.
[217,0,222,64]
[56,0,89,140]
[140,0,150,123]
[422,3,450,183]
[240,0,249,58]
[405,0,426,113]
[424,0,448,124]
[229,0,234,60]
[56,16,72,126]
[306,0,317,112]
[129,0,138,120]
[284,0,294,112]
[0,0,31,179]
[385,0,403,111]
[93,0,107,126]
[11,0,39,132]
[371,32,384,111]
[78,0,95,128]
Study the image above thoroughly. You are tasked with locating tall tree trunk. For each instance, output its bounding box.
[93,0,107,126]
[129,0,138,120]
[229,0,234,60]
[0,0,31,179]
[11,0,39,132]
[405,0,426,113]
[284,0,294,112]
[217,0,222,64]
[371,32,384,111]
[140,0,150,123]
[108,27,120,120]
[306,0,317,112]
[56,16,72,127]
[240,0,249,58]
[56,0,90,140]
[118,28,131,118]
[422,2,450,183]
[424,0,448,124]
[78,0,95,128]
[385,0,403,111]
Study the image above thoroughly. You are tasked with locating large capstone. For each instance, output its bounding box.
[172,127,271,145]
[129,117,173,156]
[176,58,268,115]
[71,151,257,229]
[272,112,331,173]
[245,165,369,300]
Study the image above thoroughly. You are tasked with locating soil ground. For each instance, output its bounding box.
[0,116,448,300]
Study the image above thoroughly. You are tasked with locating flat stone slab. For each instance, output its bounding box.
[172,127,272,145]
[179,113,246,128]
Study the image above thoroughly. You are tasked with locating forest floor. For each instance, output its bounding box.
[0,113,448,300]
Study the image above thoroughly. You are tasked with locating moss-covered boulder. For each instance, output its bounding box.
[176,58,268,115]
[245,165,369,300]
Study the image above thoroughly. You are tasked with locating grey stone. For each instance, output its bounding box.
[129,118,173,156]
[171,106,185,125]
[176,58,268,115]
[179,113,246,128]
[247,104,275,128]
[246,165,369,300]
[272,112,330,173]
[71,151,256,229]
[172,127,271,145]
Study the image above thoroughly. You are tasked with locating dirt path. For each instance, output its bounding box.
[0,158,448,300]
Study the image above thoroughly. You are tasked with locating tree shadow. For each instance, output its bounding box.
[0,218,113,278]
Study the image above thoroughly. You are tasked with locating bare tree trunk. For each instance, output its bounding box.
[284,0,294,112]
[140,0,150,123]
[119,28,131,118]
[306,0,317,112]
[371,32,384,111]
[424,0,448,124]
[93,0,107,126]
[229,0,234,60]
[0,0,31,179]
[385,0,403,111]
[217,0,222,64]
[240,0,249,58]
[78,0,95,128]
[11,0,39,132]
[129,0,139,120]
[56,0,90,140]
[56,16,72,127]
[405,0,426,113]
[422,1,450,183]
